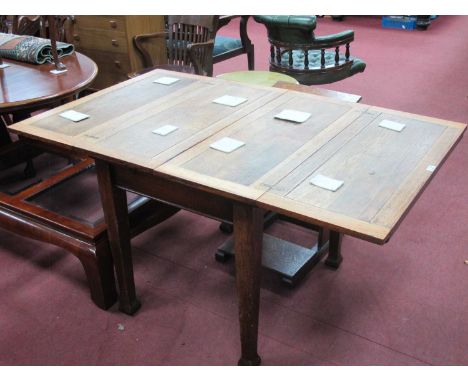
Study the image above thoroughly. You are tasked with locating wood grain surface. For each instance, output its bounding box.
[0,52,98,113]
[10,69,466,244]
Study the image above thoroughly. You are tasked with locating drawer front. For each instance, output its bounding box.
[77,49,131,89]
[74,16,126,32]
[73,28,128,54]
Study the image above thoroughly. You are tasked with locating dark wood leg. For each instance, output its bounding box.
[239,16,255,71]
[95,160,141,315]
[12,111,36,177]
[219,221,234,234]
[324,230,343,269]
[0,115,12,147]
[318,227,329,248]
[247,46,255,70]
[77,241,118,310]
[233,203,263,366]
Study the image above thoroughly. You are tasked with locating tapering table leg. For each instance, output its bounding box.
[233,203,263,366]
[95,160,141,315]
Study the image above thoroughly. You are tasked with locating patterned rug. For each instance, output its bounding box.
[0,33,74,64]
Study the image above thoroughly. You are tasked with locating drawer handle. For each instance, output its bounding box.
[112,39,119,47]
[73,34,80,41]
[110,20,117,28]
[114,60,121,68]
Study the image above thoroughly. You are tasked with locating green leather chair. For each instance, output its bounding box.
[253,15,366,85]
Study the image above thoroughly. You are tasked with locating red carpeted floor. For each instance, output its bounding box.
[0,16,467,366]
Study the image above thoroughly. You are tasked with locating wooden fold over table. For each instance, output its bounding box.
[10,69,466,365]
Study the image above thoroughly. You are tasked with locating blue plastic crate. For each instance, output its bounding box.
[382,16,417,30]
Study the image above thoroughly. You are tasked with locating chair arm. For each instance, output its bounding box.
[312,30,354,49]
[188,39,214,76]
[133,31,168,67]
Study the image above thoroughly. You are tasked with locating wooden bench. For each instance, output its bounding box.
[0,141,179,309]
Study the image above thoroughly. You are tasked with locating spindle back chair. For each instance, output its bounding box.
[133,15,218,77]
[253,15,366,85]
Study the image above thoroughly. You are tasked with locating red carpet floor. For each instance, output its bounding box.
[1,16,467,366]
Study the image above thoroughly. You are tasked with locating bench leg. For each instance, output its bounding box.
[325,230,343,269]
[77,241,118,310]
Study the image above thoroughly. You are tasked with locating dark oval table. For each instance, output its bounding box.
[0,51,97,144]
[0,51,97,113]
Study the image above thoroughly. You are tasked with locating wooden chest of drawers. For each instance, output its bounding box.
[72,16,165,90]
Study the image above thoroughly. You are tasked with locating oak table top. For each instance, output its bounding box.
[10,69,466,245]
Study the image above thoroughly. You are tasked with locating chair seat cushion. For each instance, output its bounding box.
[213,36,242,56]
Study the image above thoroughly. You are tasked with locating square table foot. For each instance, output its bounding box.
[119,299,142,315]
[238,355,261,366]
[324,231,343,269]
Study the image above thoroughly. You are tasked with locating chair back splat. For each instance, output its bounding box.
[133,15,218,77]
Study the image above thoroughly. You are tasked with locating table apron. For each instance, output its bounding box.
[111,164,236,223]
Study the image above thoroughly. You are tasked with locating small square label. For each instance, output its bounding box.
[379,119,406,132]
[152,125,179,136]
[210,137,245,153]
[59,110,90,122]
[153,76,180,85]
[426,165,437,172]
[310,174,344,192]
[212,95,248,107]
[0,63,10,69]
[274,109,311,123]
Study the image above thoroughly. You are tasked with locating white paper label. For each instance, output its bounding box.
[212,95,248,107]
[274,109,311,123]
[310,174,344,192]
[152,125,179,136]
[153,76,180,85]
[59,110,90,122]
[210,137,245,153]
[379,119,406,132]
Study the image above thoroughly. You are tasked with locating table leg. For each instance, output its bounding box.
[233,203,263,366]
[95,160,141,315]
[324,230,343,268]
